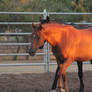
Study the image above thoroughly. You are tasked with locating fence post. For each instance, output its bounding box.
[44,42,47,72]
[43,9,50,72]
[47,43,50,72]
[43,9,48,19]
[43,9,47,72]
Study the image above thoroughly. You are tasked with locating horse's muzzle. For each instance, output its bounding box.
[29,49,35,56]
[39,46,44,49]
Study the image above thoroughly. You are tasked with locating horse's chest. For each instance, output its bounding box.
[52,45,65,64]
[52,45,61,55]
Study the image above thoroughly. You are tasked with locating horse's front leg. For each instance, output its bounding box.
[58,64,65,92]
[77,62,84,92]
[60,58,73,92]
[50,65,64,92]
[51,65,59,90]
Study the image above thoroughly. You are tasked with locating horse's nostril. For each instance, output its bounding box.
[31,51,34,54]
[29,50,35,56]
[39,46,43,49]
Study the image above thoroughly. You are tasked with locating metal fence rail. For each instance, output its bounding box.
[0,42,31,46]
[48,12,92,15]
[0,53,45,56]
[0,11,92,15]
[0,21,91,26]
[0,12,43,15]
[0,22,40,25]
[0,33,32,36]
[0,63,46,67]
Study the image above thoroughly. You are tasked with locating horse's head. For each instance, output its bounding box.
[29,23,46,56]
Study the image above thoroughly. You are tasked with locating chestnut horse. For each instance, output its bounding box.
[39,17,92,92]
[29,20,92,92]
[51,26,92,92]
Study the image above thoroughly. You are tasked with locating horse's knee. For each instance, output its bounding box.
[79,89,84,92]
[61,67,66,76]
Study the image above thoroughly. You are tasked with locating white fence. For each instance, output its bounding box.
[0,10,92,72]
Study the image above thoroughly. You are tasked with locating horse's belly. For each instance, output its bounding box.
[75,48,92,61]
[76,56,91,61]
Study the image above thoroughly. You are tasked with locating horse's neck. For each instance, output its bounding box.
[44,28,62,46]
[43,23,77,46]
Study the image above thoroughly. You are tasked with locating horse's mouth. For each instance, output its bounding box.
[29,51,35,56]
[39,46,44,49]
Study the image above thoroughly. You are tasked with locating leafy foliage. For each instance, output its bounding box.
[0,0,91,32]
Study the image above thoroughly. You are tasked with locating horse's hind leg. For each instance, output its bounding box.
[77,62,84,92]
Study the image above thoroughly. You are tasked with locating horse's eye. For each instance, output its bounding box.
[37,36,40,40]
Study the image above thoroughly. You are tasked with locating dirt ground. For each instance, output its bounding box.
[0,71,91,92]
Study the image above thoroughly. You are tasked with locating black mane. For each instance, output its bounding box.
[40,16,50,24]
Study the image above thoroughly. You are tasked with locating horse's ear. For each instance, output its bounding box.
[46,16,50,22]
[39,24,42,30]
[32,23,42,30]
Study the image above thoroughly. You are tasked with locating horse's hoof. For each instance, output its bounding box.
[79,91,84,92]
[79,89,84,92]
[59,88,65,92]
[50,90,57,92]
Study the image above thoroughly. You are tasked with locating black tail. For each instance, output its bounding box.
[90,60,92,64]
